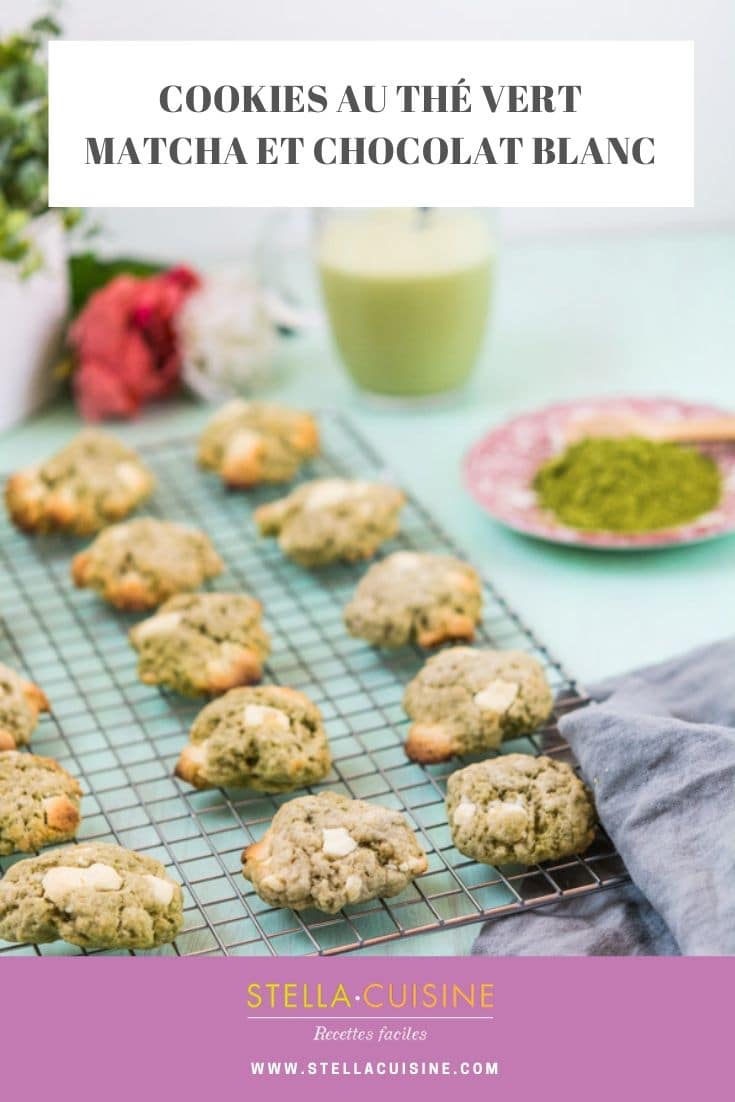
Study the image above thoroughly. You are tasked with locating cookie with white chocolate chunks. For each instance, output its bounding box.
[175,685,331,792]
[0,842,183,949]
[5,430,154,536]
[72,517,223,610]
[0,752,81,855]
[242,791,427,913]
[403,647,554,763]
[198,400,320,488]
[446,754,596,867]
[343,551,482,649]
[129,592,270,696]
[0,662,50,751]
[255,478,405,567]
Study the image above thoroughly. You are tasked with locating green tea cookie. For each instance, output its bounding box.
[0,842,183,949]
[198,400,320,488]
[242,791,427,913]
[255,478,405,567]
[5,430,154,535]
[72,517,223,610]
[0,663,50,751]
[343,551,483,648]
[446,754,596,866]
[403,647,554,763]
[129,592,270,696]
[175,685,331,792]
[0,752,82,855]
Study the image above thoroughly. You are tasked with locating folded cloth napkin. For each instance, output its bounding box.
[472,884,678,956]
[473,637,735,956]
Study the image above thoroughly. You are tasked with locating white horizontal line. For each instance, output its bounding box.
[247,1016,494,1021]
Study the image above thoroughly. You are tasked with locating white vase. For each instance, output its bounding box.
[0,213,70,431]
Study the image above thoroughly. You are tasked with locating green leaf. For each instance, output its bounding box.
[0,11,81,268]
[30,16,61,38]
[69,252,167,314]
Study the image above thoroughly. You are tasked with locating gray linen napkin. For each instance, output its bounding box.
[473,638,735,956]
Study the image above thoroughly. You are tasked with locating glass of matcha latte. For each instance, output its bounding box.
[316,208,495,400]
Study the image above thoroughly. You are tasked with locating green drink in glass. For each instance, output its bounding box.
[317,208,494,399]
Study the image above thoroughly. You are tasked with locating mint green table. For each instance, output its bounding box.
[2,229,733,955]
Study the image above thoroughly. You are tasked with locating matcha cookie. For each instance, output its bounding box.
[129,592,270,696]
[198,400,320,488]
[0,663,50,751]
[403,647,554,763]
[242,791,427,913]
[343,551,483,648]
[255,478,405,567]
[5,430,154,536]
[72,517,224,610]
[175,685,331,792]
[0,752,82,855]
[0,842,183,949]
[446,754,596,867]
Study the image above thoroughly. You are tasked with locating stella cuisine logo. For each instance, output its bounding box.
[246,981,494,1012]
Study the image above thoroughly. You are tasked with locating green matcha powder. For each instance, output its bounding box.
[533,436,722,534]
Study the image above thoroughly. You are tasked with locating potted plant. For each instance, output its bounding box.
[0,15,78,430]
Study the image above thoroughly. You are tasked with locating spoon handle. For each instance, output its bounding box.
[658,417,735,443]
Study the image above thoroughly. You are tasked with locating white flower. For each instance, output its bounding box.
[176,268,277,400]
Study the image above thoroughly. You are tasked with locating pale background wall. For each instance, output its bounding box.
[4,0,733,263]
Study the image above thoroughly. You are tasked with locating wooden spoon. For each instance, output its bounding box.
[564,411,735,445]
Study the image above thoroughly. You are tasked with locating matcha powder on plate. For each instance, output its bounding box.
[533,436,722,534]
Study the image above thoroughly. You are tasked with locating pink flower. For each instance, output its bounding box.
[69,266,200,420]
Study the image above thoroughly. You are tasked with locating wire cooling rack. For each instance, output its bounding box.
[0,413,627,957]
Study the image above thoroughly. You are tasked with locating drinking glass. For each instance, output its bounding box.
[315,208,495,399]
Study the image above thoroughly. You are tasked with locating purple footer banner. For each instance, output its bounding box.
[2,956,729,1100]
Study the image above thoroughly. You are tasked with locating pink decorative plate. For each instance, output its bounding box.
[463,396,735,550]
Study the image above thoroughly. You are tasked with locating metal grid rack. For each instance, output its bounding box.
[0,413,627,957]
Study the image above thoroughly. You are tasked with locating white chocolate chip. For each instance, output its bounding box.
[453,800,477,828]
[43,863,122,906]
[474,680,519,715]
[345,874,363,901]
[304,480,367,510]
[243,704,290,730]
[485,800,528,842]
[183,743,208,767]
[321,827,358,858]
[224,429,263,462]
[115,462,148,492]
[105,525,131,542]
[260,874,284,893]
[134,611,183,640]
[143,875,175,906]
[206,642,245,682]
[390,551,423,571]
